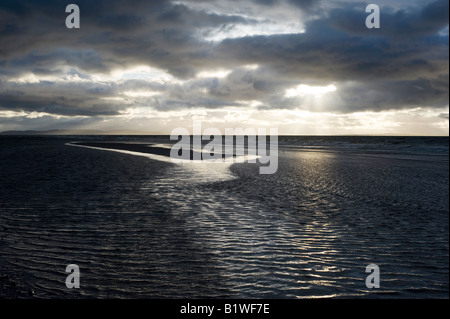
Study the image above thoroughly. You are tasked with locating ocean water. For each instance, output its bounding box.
[0,136,448,299]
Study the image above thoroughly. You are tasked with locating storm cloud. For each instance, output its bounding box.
[0,0,448,132]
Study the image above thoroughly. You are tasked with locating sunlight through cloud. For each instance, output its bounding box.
[285,84,337,98]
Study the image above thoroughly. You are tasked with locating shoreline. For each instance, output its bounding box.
[69,141,243,161]
[71,142,174,158]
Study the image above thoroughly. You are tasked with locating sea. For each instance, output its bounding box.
[0,135,448,299]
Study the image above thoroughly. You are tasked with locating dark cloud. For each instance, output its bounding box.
[328,0,449,38]
[439,113,449,120]
[0,0,448,118]
[251,0,279,6]
[287,0,319,10]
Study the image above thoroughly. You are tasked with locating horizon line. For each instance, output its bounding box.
[0,129,448,138]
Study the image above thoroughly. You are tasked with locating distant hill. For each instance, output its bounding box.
[0,129,163,135]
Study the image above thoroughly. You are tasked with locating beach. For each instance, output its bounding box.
[0,136,448,298]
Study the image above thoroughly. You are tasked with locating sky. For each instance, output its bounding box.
[0,0,448,135]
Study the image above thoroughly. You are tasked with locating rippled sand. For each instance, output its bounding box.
[0,136,448,298]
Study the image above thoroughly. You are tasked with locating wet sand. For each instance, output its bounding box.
[72,142,174,157]
[71,141,235,160]
[0,136,448,299]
